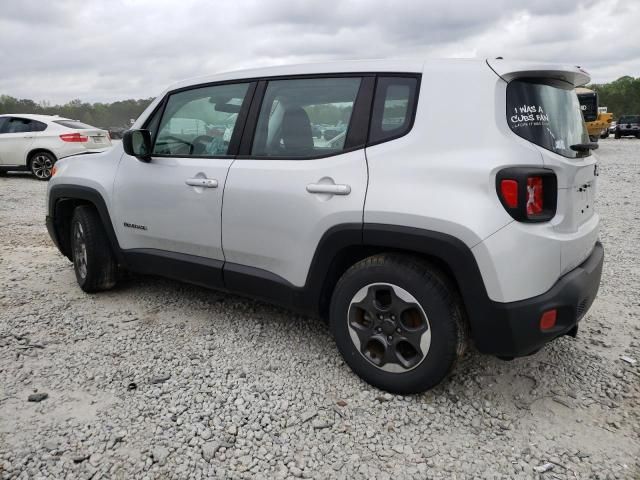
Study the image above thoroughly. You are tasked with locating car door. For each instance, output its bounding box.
[221,76,373,290]
[112,81,255,278]
[0,117,38,166]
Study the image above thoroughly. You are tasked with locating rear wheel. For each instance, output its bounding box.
[330,254,466,394]
[71,206,117,292]
[29,152,56,181]
[614,132,621,139]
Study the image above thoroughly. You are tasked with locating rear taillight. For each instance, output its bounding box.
[500,180,519,208]
[60,133,88,142]
[496,168,557,222]
[526,177,544,216]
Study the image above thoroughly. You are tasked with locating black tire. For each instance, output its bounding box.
[614,132,621,139]
[600,131,609,139]
[29,151,56,181]
[330,254,466,394]
[70,206,117,292]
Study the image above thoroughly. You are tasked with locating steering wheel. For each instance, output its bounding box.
[162,135,195,154]
[191,135,215,155]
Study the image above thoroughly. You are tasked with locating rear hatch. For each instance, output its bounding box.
[489,59,599,274]
[54,119,112,148]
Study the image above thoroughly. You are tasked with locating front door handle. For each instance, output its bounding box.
[185,178,218,188]
[306,183,351,195]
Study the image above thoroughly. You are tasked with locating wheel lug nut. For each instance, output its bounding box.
[391,315,396,320]
[377,327,382,333]
[396,327,401,333]
[387,336,393,342]
[378,314,383,320]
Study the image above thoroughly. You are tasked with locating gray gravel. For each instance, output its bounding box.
[1,139,639,479]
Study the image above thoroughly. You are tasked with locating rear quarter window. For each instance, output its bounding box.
[368,76,419,145]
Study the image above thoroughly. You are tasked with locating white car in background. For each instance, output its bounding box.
[0,114,111,180]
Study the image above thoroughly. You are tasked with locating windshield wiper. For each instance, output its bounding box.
[570,142,599,152]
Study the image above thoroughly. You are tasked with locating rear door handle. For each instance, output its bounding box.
[306,183,351,195]
[185,178,218,188]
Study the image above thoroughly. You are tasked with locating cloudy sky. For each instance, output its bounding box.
[1,0,638,104]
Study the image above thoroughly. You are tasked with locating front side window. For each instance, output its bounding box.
[0,117,34,134]
[251,77,362,158]
[153,83,250,157]
[369,76,418,144]
[507,79,590,158]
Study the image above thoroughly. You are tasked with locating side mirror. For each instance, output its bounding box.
[123,129,152,162]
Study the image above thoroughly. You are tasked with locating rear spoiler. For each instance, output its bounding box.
[486,59,591,87]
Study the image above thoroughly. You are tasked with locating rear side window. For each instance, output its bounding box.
[29,120,47,132]
[369,76,418,145]
[54,120,94,129]
[507,79,590,159]
[251,77,362,158]
[153,82,250,157]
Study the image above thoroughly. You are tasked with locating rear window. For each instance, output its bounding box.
[618,116,640,124]
[507,79,590,159]
[54,120,95,129]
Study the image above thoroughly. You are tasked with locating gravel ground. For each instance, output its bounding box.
[1,139,639,480]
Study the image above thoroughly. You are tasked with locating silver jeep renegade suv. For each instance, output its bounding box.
[46,59,603,393]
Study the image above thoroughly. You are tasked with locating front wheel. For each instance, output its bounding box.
[71,206,117,292]
[29,152,56,181]
[330,254,466,394]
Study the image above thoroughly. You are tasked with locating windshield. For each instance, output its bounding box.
[507,79,590,158]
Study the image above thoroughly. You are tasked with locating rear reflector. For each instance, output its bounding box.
[60,133,88,142]
[526,177,544,216]
[500,179,519,208]
[540,309,557,331]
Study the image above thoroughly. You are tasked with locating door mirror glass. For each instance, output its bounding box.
[123,129,152,161]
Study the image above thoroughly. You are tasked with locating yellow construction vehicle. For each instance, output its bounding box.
[576,87,613,141]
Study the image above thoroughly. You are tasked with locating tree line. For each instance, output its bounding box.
[1,75,638,129]
[588,76,640,118]
[0,95,154,129]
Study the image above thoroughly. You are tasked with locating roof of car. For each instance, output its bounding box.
[0,113,71,122]
[165,57,591,92]
[166,58,429,91]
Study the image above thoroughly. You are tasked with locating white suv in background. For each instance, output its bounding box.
[46,59,604,393]
[0,114,111,180]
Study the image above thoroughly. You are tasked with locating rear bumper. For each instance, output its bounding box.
[480,241,603,357]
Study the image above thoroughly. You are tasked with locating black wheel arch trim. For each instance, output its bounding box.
[47,184,123,262]
[45,193,513,354]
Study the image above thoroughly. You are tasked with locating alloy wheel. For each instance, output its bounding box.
[31,154,53,179]
[347,283,431,373]
[73,222,88,279]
